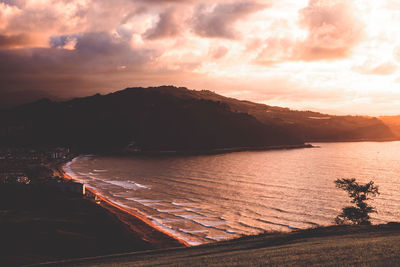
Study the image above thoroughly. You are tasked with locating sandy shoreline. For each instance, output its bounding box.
[57,163,189,249]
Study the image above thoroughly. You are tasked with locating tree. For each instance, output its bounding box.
[334,178,380,225]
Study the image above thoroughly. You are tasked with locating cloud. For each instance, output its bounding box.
[133,0,190,4]
[256,0,364,64]
[0,31,159,95]
[0,33,30,48]
[0,0,26,8]
[297,0,364,60]
[353,61,397,75]
[255,37,294,65]
[394,46,400,61]
[191,1,266,39]
[143,8,182,40]
[49,34,79,49]
[209,45,228,59]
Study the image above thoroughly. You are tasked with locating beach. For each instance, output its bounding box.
[0,163,185,266]
[58,164,189,248]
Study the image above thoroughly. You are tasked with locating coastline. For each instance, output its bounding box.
[58,162,190,248]
[56,144,314,247]
[120,143,314,156]
[55,144,314,247]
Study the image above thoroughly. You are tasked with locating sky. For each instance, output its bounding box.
[1,0,400,115]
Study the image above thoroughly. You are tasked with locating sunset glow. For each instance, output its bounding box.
[1,0,400,115]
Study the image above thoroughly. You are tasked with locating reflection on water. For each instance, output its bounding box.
[64,141,400,245]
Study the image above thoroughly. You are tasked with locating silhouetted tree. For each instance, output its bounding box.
[334,178,380,225]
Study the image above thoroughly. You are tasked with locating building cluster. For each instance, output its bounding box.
[0,172,30,184]
[0,147,72,186]
[0,147,71,162]
[0,146,86,196]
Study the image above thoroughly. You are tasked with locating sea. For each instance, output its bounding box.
[64,141,400,246]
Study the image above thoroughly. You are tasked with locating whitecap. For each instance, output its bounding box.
[157,209,186,213]
[149,217,204,246]
[126,197,160,207]
[103,180,150,190]
[206,235,229,241]
[171,202,192,206]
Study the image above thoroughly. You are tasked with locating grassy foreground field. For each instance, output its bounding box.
[33,223,400,267]
[0,185,182,267]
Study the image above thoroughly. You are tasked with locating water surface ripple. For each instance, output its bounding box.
[64,142,400,245]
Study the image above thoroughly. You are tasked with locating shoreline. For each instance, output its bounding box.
[58,164,190,248]
[118,143,314,156]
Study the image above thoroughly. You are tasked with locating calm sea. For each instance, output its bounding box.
[64,142,400,245]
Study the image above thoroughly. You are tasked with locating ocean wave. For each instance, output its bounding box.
[192,219,226,228]
[175,213,203,220]
[102,180,150,190]
[179,229,208,234]
[127,197,160,207]
[149,217,203,246]
[157,209,186,213]
[171,202,193,206]
[108,199,149,218]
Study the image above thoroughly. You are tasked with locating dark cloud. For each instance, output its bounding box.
[0,0,26,7]
[120,6,148,24]
[0,32,159,96]
[49,34,78,48]
[191,1,266,39]
[143,8,182,40]
[0,33,31,48]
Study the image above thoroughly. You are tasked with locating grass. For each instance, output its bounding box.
[33,223,400,267]
[0,184,153,267]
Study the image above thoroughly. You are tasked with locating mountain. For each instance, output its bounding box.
[379,116,400,138]
[126,86,395,142]
[0,86,396,152]
[0,87,302,152]
[0,90,61,110]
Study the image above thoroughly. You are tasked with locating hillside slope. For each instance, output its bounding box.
[0,86,302,152]
[35,223,400,267]
[0,86,396,152]
[379,116,400,138]
[179,88,396,142]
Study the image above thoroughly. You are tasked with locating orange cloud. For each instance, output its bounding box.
[353,61,397,75]
[209,45,228,59]
[0,33,31,48]
[298,0,364,60]
[394,46,400,61]
[256,0,364,64]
